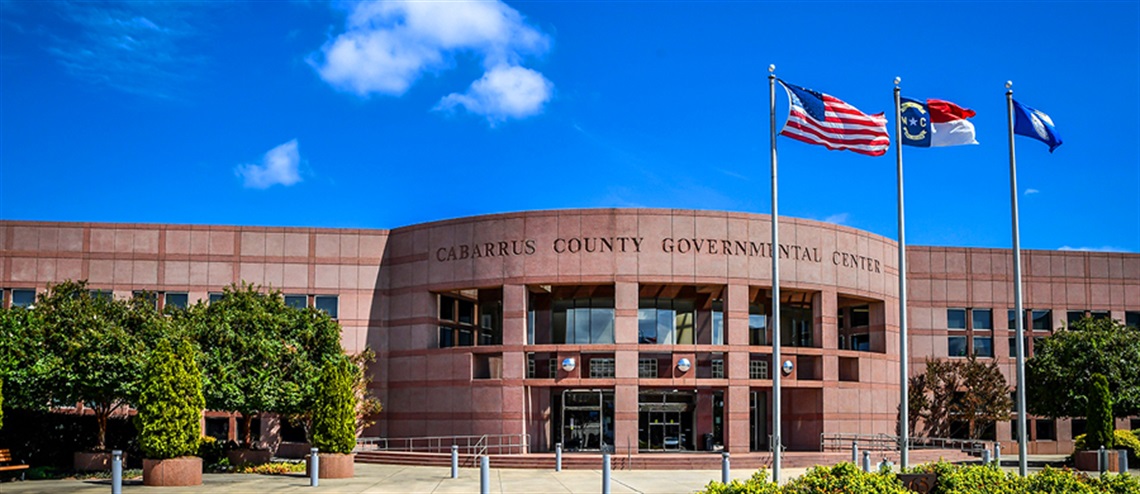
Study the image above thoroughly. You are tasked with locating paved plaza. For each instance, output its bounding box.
[0,463,806,494]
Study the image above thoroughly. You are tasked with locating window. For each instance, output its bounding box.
[164,292,188,309]
[589,357,615,378]
[1067,310,1085,326]
[1032,310,1052,331]
[749,360,769,380]
[1008,337,1028,358]
[1090,310,1110,321]
[973,336,993,357]
[851,306,870,327]
[851,334,870,351]
[208,292,224,303]
[638,358,658,378]
[1070,419,1087,439]
[711,301,724,345]
[132,290,158,309]
[10,289,35,308]
[748,310,767,345]
[438,291,502,348]
[972,309,992,330]
[284,294,307,309]
[554,298,614,344]
[1008,309,1021,330]
[948,336,968,357]
[1125,311,1140,329]
[315,295,338,318]
[638,298,695,344]
[947,309,967,330]
[711,359,724,379]
[89,290,113,301]
[1036,419,1056,440]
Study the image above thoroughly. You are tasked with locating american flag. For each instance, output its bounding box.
[778,80,889,157]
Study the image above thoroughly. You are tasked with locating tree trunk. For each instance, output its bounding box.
[96,409,108,451]
[242,413,256,448]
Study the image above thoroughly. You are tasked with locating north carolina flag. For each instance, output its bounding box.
[900,98,978,147]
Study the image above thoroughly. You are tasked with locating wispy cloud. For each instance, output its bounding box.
[41,3,203,99]
[1024,188,1040,195]
[311,0,552,124]
[823,213,850,225]
[1058,245,1129,253]
[236,140,303,189]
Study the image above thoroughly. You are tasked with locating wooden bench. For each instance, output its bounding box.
[0,449,29,481]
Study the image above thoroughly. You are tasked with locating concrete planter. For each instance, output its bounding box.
[142,457,202,486]
[226,448,273,465]
[74,451,122,472]
[1074,450,1120,472]
[306,452,354,479]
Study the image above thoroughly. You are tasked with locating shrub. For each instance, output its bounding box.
[0,376,4,430]
[310,356,357,455]
[1023,466,1096,493]
[1089,472,1140,494]
[235,461,305,475]
[781,462,908,493]
[198,436,226,466]
[701,469,780,494]
[1074,430,1140,462]
[136,339,205,459]
[927,463,1026,494]
[1087,373,1114,451]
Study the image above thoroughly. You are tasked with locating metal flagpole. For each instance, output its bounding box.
[768,63,783,484]
[894,77,909,470]
[1006,80,1029,477]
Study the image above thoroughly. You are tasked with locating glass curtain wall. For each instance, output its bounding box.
[528,286,615,345]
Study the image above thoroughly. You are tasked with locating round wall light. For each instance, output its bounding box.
[676,358,692,373]
[781,360,794,375]
[561,357,576,372]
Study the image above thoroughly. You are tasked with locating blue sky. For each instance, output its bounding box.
[2,1,1138,253]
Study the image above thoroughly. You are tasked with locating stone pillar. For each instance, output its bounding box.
[614,384,638,456]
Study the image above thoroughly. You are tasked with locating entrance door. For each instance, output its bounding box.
[637,391,695,452]
[558,390,613,451]
[750,390,768,451]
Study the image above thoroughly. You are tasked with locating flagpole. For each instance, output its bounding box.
[768,63,783,484]
[1006,80,1029,477]
[894,77,909,470]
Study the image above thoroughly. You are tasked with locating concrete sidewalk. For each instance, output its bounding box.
[0,463,807,494]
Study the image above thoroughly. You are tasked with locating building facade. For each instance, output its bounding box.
[2,209,1138,455]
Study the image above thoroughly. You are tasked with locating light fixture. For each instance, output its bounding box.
[676,358,692,373]
[561,357,576,372]
[781,360,794,375]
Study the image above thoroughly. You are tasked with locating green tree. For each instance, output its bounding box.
[0,376,4,429]
[310,356,358,454]
[185,283,343,447]
[1085,373,1113,451]
[34,281,151,451]
[1027,316,1140,419]
[910,356,1012,439]
[136,337,205,459]
[0,305,52,412]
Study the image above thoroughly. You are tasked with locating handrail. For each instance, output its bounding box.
[356,433,530,455]
[820,432,988,454]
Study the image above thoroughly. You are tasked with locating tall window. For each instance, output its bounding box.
[946,308,992,357]
[748,305,768,346]
[947,308,968,357]
[638,298,694,344]
[711,300,724,345]
[438,290,502,348]
[972,309,993,357]
[554,298,615,344]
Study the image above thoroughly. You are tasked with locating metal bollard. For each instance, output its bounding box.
[602,453,611,494]
[982,449,991,465]
[862,451,871,472]
[480,456,489,494]
[721,452,730,484]
[1100,446,1107,475]
[994,443,1001,465]
[111,450,122,494]
[1120,449,1129,473]
[451,445,459,479]
[852,441,858,464]
[310,447,319,487]
[556,443,562,472]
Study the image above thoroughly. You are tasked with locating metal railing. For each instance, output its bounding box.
[356,433,531,455]
[820,433,988,454]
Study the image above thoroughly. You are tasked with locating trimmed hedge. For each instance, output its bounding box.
[136,339,205,459]
[1087,373,1114,451]
[698,462,1140,494]
[310,356,357,455]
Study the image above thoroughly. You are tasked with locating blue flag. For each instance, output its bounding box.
[1012,100,1062,152]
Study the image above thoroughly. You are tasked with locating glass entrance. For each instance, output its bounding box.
[750,390,768,451]
[638,391,695,451]
[556,389,613,452]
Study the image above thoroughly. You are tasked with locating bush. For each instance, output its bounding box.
[781,462,908,493]
[1089,472,1140,494]
[198,436,226,466]
[910,462,1026,494]
[701,469,780,494]
[310,356,357,455]
[235,461,305,475]
[1023,467,1096,493]
[136,339,205,459]
[0,376,4,430]
[1074,430,1140,463]
[1087,373,1114,451]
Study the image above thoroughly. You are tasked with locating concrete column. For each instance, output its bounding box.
[725,384,750,454]
[726,284,749,346]
[613,384,638,456]
[614,282,639,344]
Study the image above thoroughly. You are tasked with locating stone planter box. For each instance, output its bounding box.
[306,452,354,479]
[74,451,122,472]
[227,448,273,465]
[143,457,202,486]
[1074,450,1121,472]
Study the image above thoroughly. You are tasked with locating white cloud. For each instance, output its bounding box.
[1057,245,1129,253]
[236,140,303,189]
[1024,188,1040,195]
[311,0,552,122]
[823,213,850,225]
[435,65,552,123]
